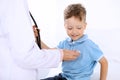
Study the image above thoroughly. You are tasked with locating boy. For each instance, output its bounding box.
[34,3,108,80]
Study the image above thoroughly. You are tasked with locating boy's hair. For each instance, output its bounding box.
[64,3,86,21]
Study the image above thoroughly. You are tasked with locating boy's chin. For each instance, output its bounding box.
[72,38,79,41]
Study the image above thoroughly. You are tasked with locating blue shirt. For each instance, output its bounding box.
[57,34,103,80]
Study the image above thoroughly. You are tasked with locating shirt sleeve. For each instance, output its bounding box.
[56,41,62,49]
[90,44,104,62]
[57,40,65,49]
[1,0,62,69]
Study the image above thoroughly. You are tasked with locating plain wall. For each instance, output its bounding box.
[28,0,120,55]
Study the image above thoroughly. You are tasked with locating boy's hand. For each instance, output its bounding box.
[62,49,80,61]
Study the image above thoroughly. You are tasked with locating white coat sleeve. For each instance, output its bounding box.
[0,0,63,69]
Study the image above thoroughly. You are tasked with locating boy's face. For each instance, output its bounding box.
[64,16,87,41]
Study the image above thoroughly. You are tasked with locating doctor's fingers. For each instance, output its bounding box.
[33,25,40,37]
[62,49,80,61]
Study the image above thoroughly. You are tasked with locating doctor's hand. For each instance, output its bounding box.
[33,25,39,37]
[62,49,80,61]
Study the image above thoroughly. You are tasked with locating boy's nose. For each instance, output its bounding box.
[72,30,77,34]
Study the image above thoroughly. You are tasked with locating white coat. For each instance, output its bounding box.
[0,0,62,80]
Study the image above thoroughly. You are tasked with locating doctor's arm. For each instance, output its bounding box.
[33,25,49,49]
[7,0,79,69]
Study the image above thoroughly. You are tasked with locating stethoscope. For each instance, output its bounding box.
[29,12,41,49]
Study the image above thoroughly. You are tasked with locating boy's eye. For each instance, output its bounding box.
[77,27,82,29]
[77,26,82,29]
[67,27,73,30]
[68,27,72,30]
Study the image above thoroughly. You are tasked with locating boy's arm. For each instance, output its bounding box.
[99,56,108,80]
[41,41,50,49]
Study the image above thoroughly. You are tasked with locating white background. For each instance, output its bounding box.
[28,0,120,79]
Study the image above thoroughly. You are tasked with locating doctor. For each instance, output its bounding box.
[0,0,79,80]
